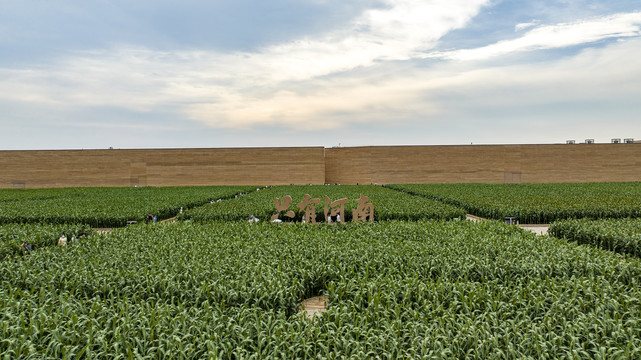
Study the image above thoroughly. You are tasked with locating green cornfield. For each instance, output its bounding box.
[0,186,256,227]
[0,223,92,260]
[2,221,641,358]
[2,183,641,358]
[388,182,641,223]
[549,217,641,257]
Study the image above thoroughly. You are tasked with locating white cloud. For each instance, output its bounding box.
[0,0,490,130]
[185,73,440,130]
[515,21,538,32]
[170,37,641,132]
[437,38,641,103]
[223,0,490,83]
[1,3,640,141]
[431,12,641,61]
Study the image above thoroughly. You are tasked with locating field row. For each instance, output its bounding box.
[0,186,256,227]
[388,182,641,224]
[550,218,641,257]
[2,221,641,358]
[4,182,640,228]
[0,223,92,260]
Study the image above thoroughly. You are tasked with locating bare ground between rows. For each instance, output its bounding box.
[298,295,329,319]
[466,214,549,235]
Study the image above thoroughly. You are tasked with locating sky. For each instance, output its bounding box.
[0,0,640,150]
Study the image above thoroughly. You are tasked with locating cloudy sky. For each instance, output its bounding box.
[1,0,640,150]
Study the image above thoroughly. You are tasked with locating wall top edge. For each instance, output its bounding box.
[328,143,641,150]
[0,146,327,153]
[2,143,639,153]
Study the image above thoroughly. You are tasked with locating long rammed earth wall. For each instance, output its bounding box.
[325,144,641,184]
[1,144,639,188]
[0,147,326,188]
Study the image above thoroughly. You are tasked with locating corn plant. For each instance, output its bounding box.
[0,223,92,260]
[550,217,641,257]
[0,186,257,227]
[388,182,641,223]
[2,221,641,358]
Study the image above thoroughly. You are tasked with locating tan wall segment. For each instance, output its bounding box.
[1,144,640,188]
[519,144,641,183]
[0,147,325,188]
[325,145,523,184]
[324,144,641,184]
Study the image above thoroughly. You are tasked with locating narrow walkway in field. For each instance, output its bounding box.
[519,225,549,235]
[466,214,549,235]
[466,214,486,222]
[158,188,263,224]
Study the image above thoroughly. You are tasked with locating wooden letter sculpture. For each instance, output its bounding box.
[297,194,321,224]
[270,194,374,224]
[324,196,348,223]
[271,195,295,222]
[352,194,374,223]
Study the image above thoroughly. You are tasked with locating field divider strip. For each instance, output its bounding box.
[466,214,487,222]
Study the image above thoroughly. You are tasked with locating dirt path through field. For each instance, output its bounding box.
[519,225,549,235]
[466,214,549,235]
[466,214,486,222]
[299,296,328,319]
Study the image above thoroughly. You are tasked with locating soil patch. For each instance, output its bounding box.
[466,214,487,222]
[519,225,549,235]
[299,295,328,319]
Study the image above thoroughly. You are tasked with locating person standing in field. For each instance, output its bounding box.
[20,242,32,254]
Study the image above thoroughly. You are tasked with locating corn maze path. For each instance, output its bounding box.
[467,214,549,235]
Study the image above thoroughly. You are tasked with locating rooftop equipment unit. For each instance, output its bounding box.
[624,138,634,143]
[585,139,594,144]
[566,140,575,144]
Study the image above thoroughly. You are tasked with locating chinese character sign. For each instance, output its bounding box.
[352,194,374,223]
[297,194,321,224]
[270,195,296,222]
[324,196,348,223]
[271,194,374,224]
